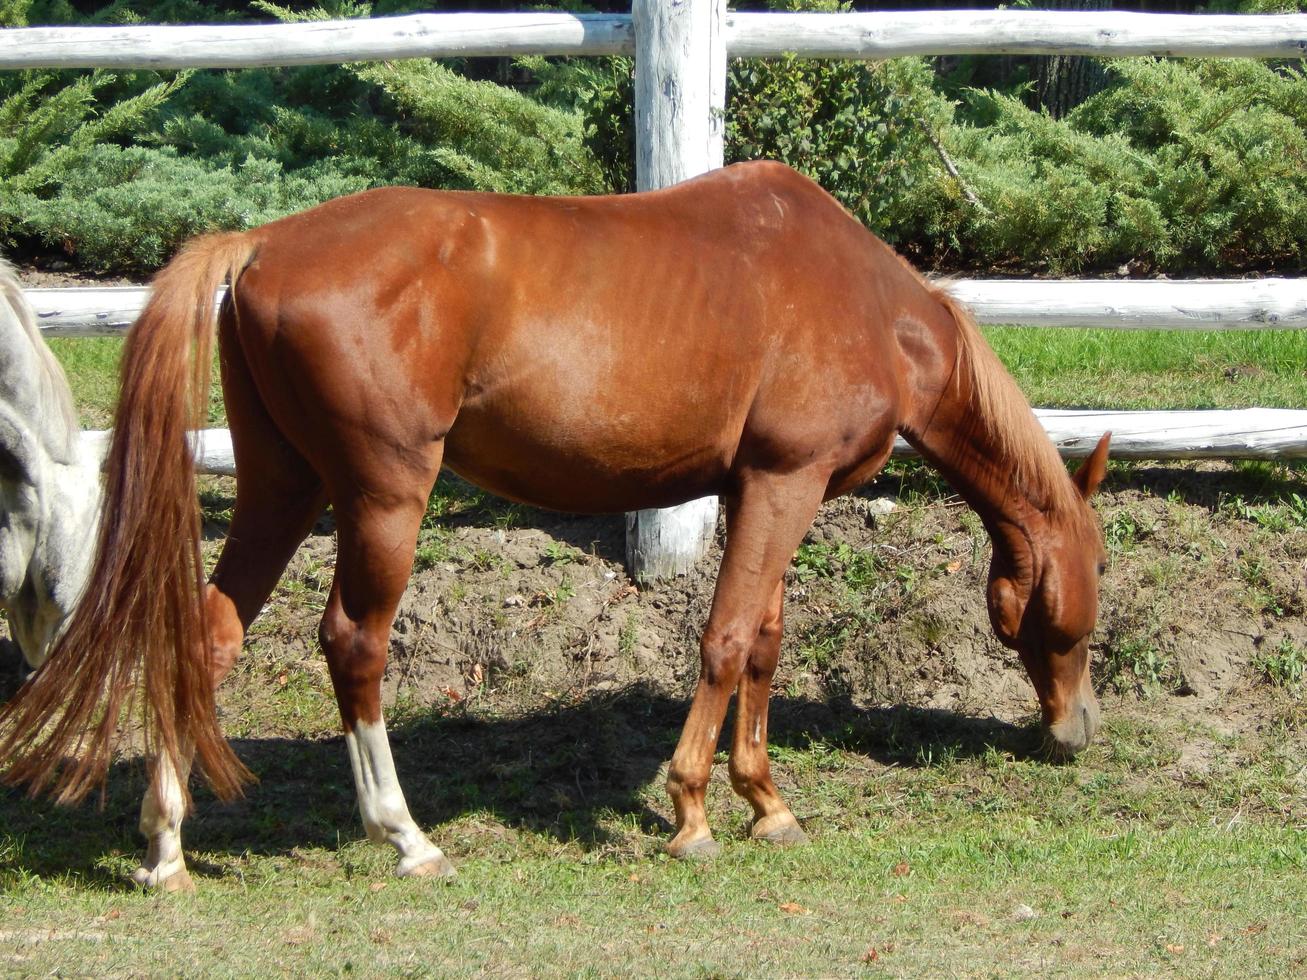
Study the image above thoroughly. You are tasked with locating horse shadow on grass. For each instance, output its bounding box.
[0,677,1043,888]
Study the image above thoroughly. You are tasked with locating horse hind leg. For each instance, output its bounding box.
[665,470,826,858]
[728,579,807,846]
[318,462,453,880]
[134,331,327,891]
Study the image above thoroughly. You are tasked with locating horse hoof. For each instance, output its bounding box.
[161,868,197,893]
[397,853,456,879]
[667,835,721,861]
[131,866,195,893]
[752,821,808,846]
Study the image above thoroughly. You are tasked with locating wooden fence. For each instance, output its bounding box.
[7,5,1307,577]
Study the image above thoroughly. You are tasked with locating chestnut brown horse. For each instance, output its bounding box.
[0,161,1109,889]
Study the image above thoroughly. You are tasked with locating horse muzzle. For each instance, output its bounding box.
[1042,694,1101,758]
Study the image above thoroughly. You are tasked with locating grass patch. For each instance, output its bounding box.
[47,337,225,429]
[45,337,122,429]
[1253,639,1307,690]
[985,326,1307,409]
[1,704,1303,977]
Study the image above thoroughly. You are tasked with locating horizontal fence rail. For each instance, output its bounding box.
[78,406,1307,478]
[946,278,1307,331]
[27,280,1307,337]
[0,14,632,68]
[726,11,1307,59]
[1,10,1304,69]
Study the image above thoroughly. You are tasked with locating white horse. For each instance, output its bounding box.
[0,261,100,668]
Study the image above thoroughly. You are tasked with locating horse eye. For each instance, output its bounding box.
[1097,561,1107,576]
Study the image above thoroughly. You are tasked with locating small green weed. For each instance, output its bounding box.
[198,487,234,526]
[1100,632,1173,693]
[793,542,834,581]
[1238,556,1299,618]
[1104,509,1150,555]
[1253,638,1306,690]
[617,611,640,657]
[535,577,576,609]
[794,541,881,591]
[465,549,509,574]
[1220,492,1307,533]
[413,529,456,571]
[281,555,331,612]
[542,540,582,567]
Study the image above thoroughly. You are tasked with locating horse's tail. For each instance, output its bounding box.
[0,233,258,805]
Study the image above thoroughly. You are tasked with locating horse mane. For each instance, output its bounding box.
[931,285,1080,515]
[0,260,80,462]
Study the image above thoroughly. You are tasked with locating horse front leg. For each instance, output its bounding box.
[666,471,825,858]
[728,579,807,845]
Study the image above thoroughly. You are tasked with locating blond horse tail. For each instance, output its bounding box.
[0,233,258,804]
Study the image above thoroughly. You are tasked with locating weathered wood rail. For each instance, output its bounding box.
[27,279,1307,338]
[1,10,1303,68]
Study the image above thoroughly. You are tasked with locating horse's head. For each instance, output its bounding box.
[0,405,100,670]
[0,272,99,670]
[986,433,1110,757]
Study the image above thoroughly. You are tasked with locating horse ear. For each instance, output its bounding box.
[1072,432,1111,500]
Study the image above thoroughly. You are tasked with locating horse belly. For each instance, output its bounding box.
[441,395,738,514]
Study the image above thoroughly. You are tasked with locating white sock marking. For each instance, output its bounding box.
[133,752,189,888]
[345,716,448,875]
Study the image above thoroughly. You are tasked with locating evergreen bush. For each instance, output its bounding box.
[0,0,602,272]
[0,0,1302,276]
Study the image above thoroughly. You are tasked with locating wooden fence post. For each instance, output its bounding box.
[626,0,726,583]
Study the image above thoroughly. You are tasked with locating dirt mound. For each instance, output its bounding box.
[226,463,1306,743]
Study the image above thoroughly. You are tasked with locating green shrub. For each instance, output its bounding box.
[2,0,1304,276]
[351,59,603,196]
[0,0,602,272]
[728,48,953,243]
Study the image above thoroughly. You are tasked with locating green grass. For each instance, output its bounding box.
[49,328,1307,432]
[46,337,123,429]
[987,327,1307,409]
[47,338,224,430]
[1,705,1302,976]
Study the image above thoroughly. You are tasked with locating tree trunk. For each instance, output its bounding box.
[1034,0,1113,119]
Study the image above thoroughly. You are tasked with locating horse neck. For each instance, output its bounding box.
[897,310,1079,587]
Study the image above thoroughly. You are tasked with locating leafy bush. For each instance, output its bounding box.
[2,146,371,269]
[727,44,954,243]
[1,0,1304,276]
[919,57,1307,273]
[0,0,602,272]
